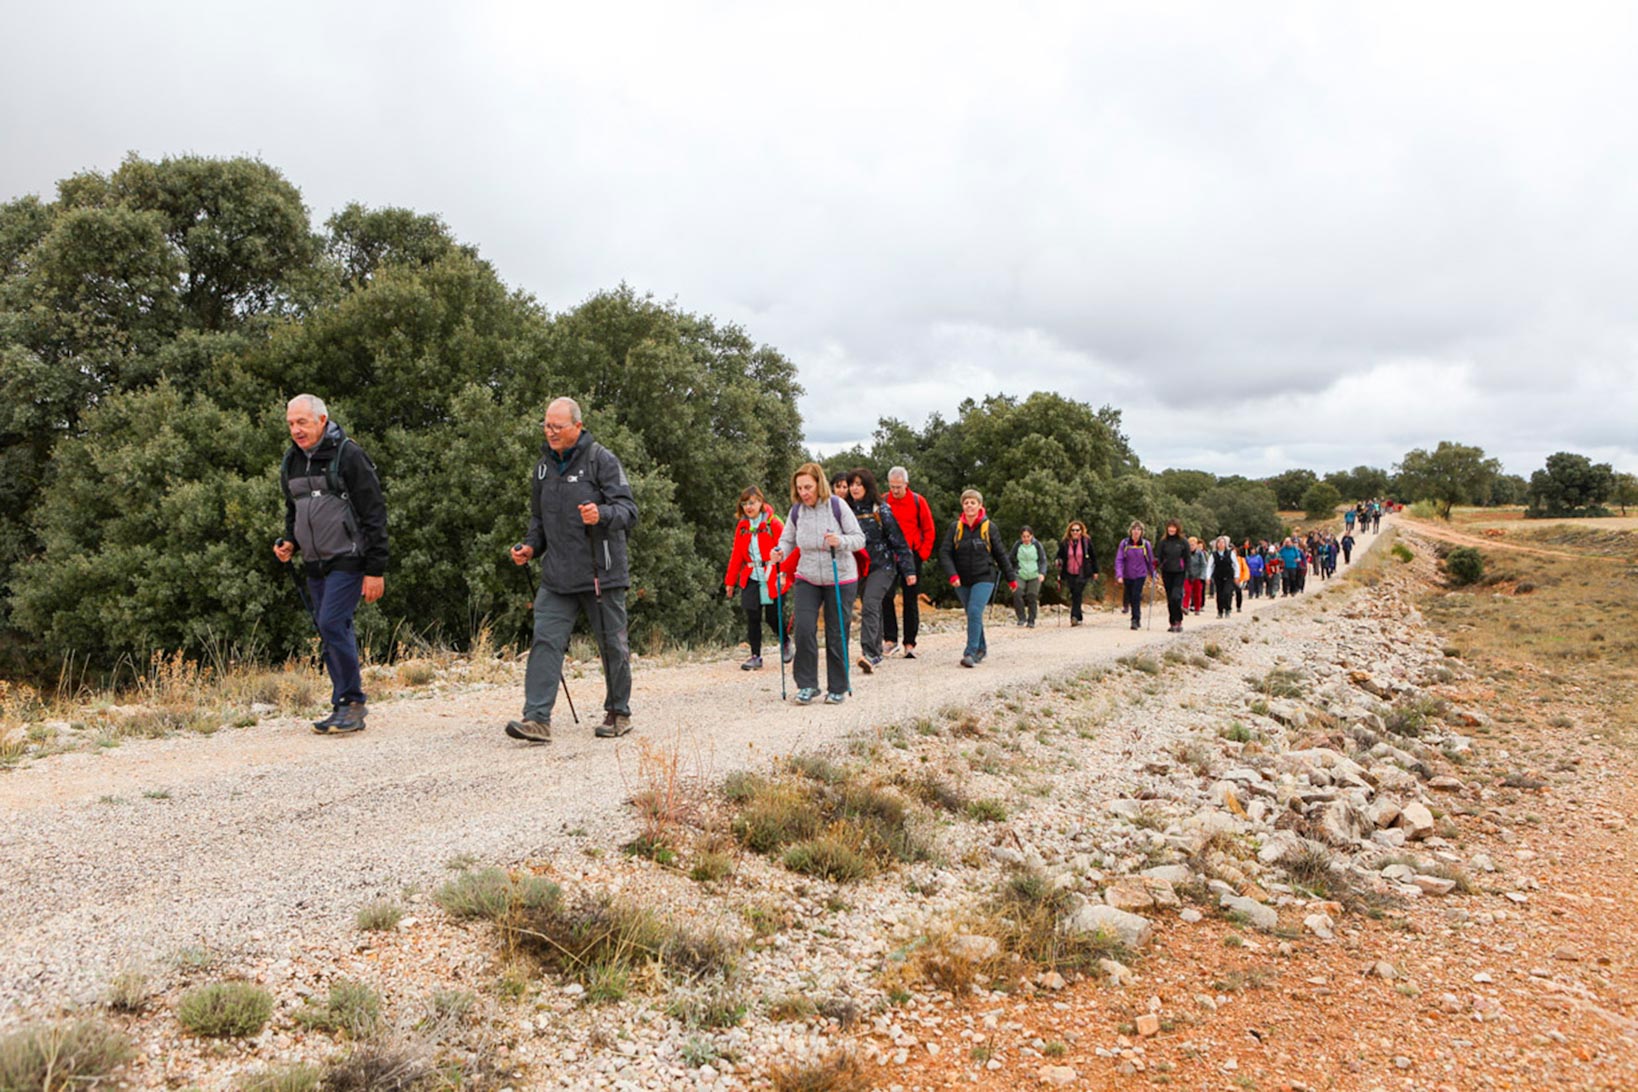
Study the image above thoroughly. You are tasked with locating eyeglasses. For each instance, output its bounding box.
[543,422,572,432]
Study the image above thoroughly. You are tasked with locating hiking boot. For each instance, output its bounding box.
[505,718,552,743]
[902,645,916,659]
[595,712,633,738]
[794,687,820,704]
[960,654,976,668]
[974,650,987,663]
[1026,620,1036,628]
[741,655,763,671]
[1130,620,1140,630]
[781,639,795,664]
[824,691,846,705]
[856,656,874,675]
[327,704,367,734]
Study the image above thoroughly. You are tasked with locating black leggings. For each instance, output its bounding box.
[739,581,782,657]
[1162,570,1186,625]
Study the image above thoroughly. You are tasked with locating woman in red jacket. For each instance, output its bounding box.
[724,486,792,670]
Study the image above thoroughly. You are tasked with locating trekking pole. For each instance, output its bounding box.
[514,544,578,725]
[773,567,787,701]
[829,548,852,695]
[1146,577,1154,631]
[274,538,327,669]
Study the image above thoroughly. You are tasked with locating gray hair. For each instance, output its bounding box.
[887,466,909,483]
[288,393,328,419]
[548,397,583,424]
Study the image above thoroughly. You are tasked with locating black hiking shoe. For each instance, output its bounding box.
[595,712,633,738]
[505,718,552,743]
[328,704,367,734]
[856,656,874,675]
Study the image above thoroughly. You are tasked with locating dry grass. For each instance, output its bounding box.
[509,892,741,996]
[768,1050,870,1092]
[176,981,274,1038]
[0,1019,132,1090]
[293,979,384,1038]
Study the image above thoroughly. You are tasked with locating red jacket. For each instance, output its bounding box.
[883,489,936,560]
[725,514,795,596]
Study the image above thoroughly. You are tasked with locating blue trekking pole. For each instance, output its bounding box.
[829,548,852,695]
[771,560,787,701]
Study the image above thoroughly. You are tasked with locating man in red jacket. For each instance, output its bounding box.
[881,466,935,658]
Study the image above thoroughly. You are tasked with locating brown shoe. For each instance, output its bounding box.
[595,712,632,738]
[505,718,551,743]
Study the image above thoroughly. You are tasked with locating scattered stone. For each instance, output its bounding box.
[1381,863,1416,883]
[1428,776,1465,793]
[1098,959,1136,986]
[1315,800,1370,847]
[1061,899,1154,950]
[1135,1014,1161,1037]
[1470,853,1496,873]
[1103,879,1156,913]
[1220,894,1278,931]
[1303,913,1335,940]
[1179,908,1203,924]
[1366,798,1402,829]
[1140,864,1194,886]
[1366,961,1398,979]
[947,934,1002,964]
[1551,946,1582,962]
[1039,1066,1079,1087]
[1397,802,1435,840]
[1037,971,1066,991]
[1412,874,1457,896]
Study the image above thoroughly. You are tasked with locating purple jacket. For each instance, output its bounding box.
[1115,537,1157,581]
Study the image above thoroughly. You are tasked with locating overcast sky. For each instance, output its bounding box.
[4,1,1636,478]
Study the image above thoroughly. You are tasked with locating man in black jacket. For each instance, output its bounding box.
[507,398,640,742]
[273,394,388,734]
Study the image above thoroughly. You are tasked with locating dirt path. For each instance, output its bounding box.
[1402,516,1619,561]
[0,529,1389,1015]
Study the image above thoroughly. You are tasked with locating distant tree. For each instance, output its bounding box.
[1613,472,1638,516]
[1324,465,1390,503]
[1195,483,1285,543]
[1488,473,1529,506]
[1526,452,1615,517]
[1395,442,1501,520]
[1264,468,1318,510]
[1156,468,1216,504]
[1301,481,1344,522]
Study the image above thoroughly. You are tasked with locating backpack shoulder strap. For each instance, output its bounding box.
[979,519,991,548]
[279,447,295,496]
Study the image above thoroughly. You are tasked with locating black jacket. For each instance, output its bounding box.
[281,421,388,577]
[850,499,917,578]
[1156,533,1190,574]
[525,430,640,595]
[1055,536,1099,577]
[939,516,1016,588]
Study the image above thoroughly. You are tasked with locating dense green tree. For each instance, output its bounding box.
[1395,441,1501,520]
[1156,468,1216,504]
[1488,473,1529,506]
[1194,483,1285,543]
[1526,452,1615,517]
[1323,465,1391,503]
[1301,481,1343,522]
[1263,468,1319,510]
[1612,472,1638,516]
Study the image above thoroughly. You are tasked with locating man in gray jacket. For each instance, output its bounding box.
[507,398,640,742]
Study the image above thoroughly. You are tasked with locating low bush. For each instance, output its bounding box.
[177,981,274,1038]
[768,1050,869,1092]
[434,867,560,922]
[0,1020,132,1090]
[512,893,741,992]
[1445,546,1484,585]
[1391,542,1414,563]
[355,900,404,932]
[294,979,383,1038]
[238,1063,324,1091]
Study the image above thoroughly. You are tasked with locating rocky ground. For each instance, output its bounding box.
[2,518,1634,1090]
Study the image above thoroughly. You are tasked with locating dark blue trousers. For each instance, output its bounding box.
[306,570,366,707]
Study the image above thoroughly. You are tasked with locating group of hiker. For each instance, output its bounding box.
[273,393,1374,741]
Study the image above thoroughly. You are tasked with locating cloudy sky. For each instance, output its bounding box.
[4,1,1636,478]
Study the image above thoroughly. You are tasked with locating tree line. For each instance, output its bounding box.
[2,155,1630,679]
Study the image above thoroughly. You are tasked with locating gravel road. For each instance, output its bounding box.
[0,526,1389,1017]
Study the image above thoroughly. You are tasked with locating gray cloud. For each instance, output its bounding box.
[4,0,1635,477]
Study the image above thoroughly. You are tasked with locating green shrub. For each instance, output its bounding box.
[176,981,274,1038]
[294,979,383,1038]
[238,1063,324,1091]
[783,833,873,882]
[1391,543,1414,563]
[355,900,404,932]
[511,893,741,991]
[1445,546,1484,585]
[0,1020,132,1090]
[966,798,1008,823]
[434,867,560,921]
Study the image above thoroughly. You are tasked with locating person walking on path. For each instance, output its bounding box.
[1210,536,1238,619]
[506,397,640,743]
[1278,537,1303,596]
[723,486,793,672]
[769,463,866,704]
[1185,536,1210,614]
[1341,530,1356,565]
[880,467,935,659]
[1156,520,1190,632]
[1246,544,1266,598]
[1345,506,1357,535]
[275,394,388,735]
[1056,520,1099,626]
[939,489,1017,668]
[1114,521,1157,630]
[1012,526,1047,627]
[845,467,917,673]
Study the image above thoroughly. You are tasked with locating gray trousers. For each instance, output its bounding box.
[523,586,631,723]
[793,580,856,694]
[1012,577,1041,623]
[856,565,898,660]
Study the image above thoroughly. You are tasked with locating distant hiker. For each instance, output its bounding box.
[1211,536,1237,619]
[506,397,639,743]
[724,486,792,671]
[1371,503,1382,533]
[845,467,917,673]
[1341,530,1356,565]
[1234,546,1250,611]
[1056,520,1099,626]
[1245,544,1266,598]
[1114,521,1157,630]
[1344,507,1357,534]
[1156,520,1190,632]
[880,466,936,659]
[274,394,388,736]
[1012,526,1047,627]
[939,489,1017,668]
[1185,536,1209,615]
[769,462,866,704]
[1278,537,1302,596]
